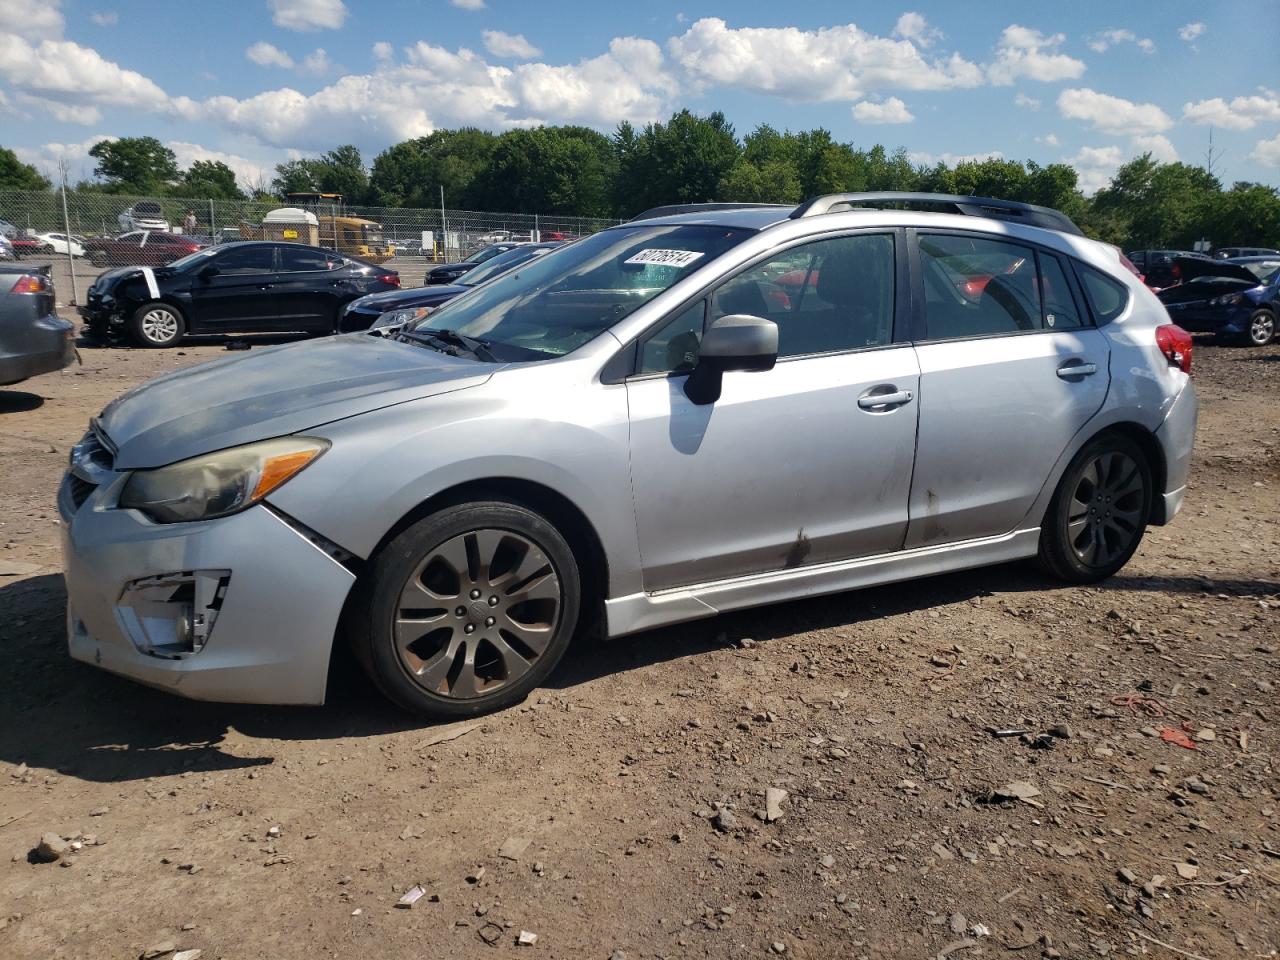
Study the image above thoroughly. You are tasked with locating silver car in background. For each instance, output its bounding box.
[1,264,76,386]
[60,193,1198,718]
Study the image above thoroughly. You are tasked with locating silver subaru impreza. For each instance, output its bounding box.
[60,193,1198,718]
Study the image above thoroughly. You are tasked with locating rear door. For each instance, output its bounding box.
[272,245,348,331]
[904,231,1111,548]
[189,245,279,331]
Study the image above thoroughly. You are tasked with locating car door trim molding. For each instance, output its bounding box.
[604,525,1041,637]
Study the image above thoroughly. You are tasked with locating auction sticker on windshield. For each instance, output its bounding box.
[624,249,706,268]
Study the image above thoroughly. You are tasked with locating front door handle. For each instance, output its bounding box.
[858,388,914,411]
[1056,360,1098,379]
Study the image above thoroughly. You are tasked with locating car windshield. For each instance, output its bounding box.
[1241,261,1280,282]
[165,247,219,271]
[459,246,554,287]
[468,244,512,265]
[404,224,755,360]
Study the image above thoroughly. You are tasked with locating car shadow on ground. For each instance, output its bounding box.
[74,332,313,351]
[1,565,1272,784]
[0,390,45,414]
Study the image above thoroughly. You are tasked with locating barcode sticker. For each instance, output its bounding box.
[624,248,705,268]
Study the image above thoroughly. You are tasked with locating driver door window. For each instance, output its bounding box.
[215,245,276,275]
[709,234,896,358]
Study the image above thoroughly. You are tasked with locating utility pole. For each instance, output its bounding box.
[439,185,447,262]
[58,159,79,305]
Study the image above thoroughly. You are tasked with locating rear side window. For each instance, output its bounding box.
[1078,265,1130,324]
[918,234,1041,339]
[280,246,341,272]
[1036,254,1085,329]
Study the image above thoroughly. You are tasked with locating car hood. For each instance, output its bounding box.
[91,264,179,291]
[99,333,493,469]
[349,284,471,312]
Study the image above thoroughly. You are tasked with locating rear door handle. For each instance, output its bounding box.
[858,389,914,410]
[1056,360,1098,379]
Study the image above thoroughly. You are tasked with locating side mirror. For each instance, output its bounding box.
[198,264,219,280]
[684,313,778,405]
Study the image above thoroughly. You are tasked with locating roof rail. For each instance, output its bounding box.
[629,202,791,222]
[789,192,1083,236]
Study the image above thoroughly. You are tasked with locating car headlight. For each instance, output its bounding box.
[119,437,329,523]
[1209,292,1246,307]
[372,305,434,330]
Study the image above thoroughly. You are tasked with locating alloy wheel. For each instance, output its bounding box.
[1249,310,1275,346]
[393,528,562,700]
[1066,451,1145,568]
[140,308,180,344]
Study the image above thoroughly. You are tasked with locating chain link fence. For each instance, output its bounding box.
[0,188,621,299]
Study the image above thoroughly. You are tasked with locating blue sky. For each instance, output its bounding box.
[2,0,1277,197]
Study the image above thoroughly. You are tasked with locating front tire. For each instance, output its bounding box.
[1038,434,1152,583]
[1243,308,1275,347]
[353,501,582,719]
[130,303,185,348]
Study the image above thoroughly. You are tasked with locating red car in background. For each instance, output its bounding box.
[84,230,205,267]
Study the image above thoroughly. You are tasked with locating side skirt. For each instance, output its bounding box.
[604,527,1042,637]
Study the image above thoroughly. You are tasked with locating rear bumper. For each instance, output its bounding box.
[1151,379,1198,525]
[60,480,355,705]
[0,314,76,385]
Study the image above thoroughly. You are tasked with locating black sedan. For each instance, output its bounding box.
[0,264,76,386]
[79,241,401,348]
[424,242,527,285]
[343,242,562,333]
[1158,256,1280,346]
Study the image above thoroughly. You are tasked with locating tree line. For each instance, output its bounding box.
[2,109,1278,250]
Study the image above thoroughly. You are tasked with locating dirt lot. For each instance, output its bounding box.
[0,332,1277,960]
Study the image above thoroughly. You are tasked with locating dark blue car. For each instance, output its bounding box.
[1158,256,1280,346]
[340,242,563,332]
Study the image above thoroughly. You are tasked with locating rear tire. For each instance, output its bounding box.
[1038,433,1152,583]
[351,501,581,719]
[130,303,185,348]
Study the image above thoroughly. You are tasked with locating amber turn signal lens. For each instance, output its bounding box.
[252,449,323,501]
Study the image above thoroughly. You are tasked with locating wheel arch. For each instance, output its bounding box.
[360,476,611,623]
[1063,421,1168,524]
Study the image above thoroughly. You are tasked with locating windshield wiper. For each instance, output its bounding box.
[405,328,497,362]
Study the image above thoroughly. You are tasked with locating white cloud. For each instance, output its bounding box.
[987,25,1086,85]
[16,93,100,124]
[268,0,346,31]
[1065,144,1124,194]
[1035,133,1060,146]
[15,134,117,182]
[1178,22,1206,42]
[1057,87,1172,135]
[892,12,941,48]
[1250,133,1280,168]
[300,48,332,74]
[667,17,982,102]
[0,0,65,38]
[246,41,294,69]
[167,141,269,188]
[1087,28,1155,54]
[1131,133,1178,163]
[372,41,393,61]
[91,11,118,26]
[450,0,485,8]
[0,34,171,112]
[851,96,914,124]
[483,30,542,60]
[1014,92,1040,110]
[908,150,1003,167]
[1182,93,1280,130]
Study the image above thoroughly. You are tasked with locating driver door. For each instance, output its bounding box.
[190,244,279,330]
[625,231,921,591]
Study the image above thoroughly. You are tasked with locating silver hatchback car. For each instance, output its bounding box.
[60,193,1198,718]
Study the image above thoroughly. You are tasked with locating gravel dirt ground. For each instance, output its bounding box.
[0,331,1277,960]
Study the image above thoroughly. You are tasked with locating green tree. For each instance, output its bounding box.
[177,160,244,199]
[272,158,321,196]
[613,110,741,216]
[469,127,615,216]
[369,129,498,208]
[312,144,369,202]
[0,147,51,190]
[87,136,178,193]
[718,158,802,203]
[1201,182,1280,248]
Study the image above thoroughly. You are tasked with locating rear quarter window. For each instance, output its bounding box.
[1077,265,1130,324]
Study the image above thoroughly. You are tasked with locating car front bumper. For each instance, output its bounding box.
[1162,302,1251,335]
[60,475,355,705]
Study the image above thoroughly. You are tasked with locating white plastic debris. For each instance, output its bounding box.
[396,884,426,909]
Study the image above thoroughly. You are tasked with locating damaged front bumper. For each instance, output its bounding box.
[59,469,355,705]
